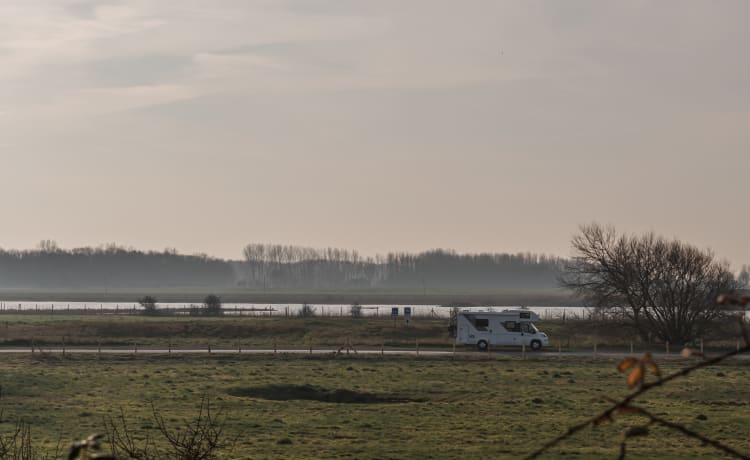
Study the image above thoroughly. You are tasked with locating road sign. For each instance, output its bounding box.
[404,307,412,317]
[391,307,399,317]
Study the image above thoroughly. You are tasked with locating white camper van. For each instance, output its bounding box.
[455,309,549,350]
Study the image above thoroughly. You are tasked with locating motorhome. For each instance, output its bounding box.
[455,309,549,350]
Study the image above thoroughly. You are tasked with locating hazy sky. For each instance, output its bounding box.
[1,1,748,265]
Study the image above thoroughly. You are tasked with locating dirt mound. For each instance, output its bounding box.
[228,384,426,404]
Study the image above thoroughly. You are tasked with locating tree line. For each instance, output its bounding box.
[0,241,565,289]
[238,244,565,289]
[0,242,233,288]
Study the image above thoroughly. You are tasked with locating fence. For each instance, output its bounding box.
[0,302,591,319]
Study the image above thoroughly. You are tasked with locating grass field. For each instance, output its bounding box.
[0,314,743,352]
[2,314,748,458]
[0,315,452,349]
[1,353,749,459]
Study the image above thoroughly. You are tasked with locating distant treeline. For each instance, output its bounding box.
[0,241,565,289]
[238,244,564,289]
[0,242,233,288]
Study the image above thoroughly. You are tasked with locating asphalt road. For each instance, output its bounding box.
[3,346,749,359]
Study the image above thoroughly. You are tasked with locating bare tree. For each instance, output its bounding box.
[202,295,222,317]
[138,296,158,316]
[739,265,750,289]
[560,223,740,345]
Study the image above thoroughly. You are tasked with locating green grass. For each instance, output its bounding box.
[1,354,748,459]
[0,314,743,352]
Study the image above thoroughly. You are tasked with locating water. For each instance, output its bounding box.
[0,301,591,319]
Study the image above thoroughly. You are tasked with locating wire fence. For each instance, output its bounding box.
[0,302,592,319]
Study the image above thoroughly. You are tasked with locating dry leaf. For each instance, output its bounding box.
[627,364,644,388]
[617,358,638,373]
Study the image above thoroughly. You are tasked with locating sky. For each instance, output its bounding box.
[1,1,748,265]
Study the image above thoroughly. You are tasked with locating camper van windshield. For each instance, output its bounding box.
[521,323,539,334]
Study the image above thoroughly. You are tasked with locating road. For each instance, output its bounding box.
[3,346,749,359]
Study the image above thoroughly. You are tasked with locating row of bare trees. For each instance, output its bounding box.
[0,241,564,290]
[240,244,565,289]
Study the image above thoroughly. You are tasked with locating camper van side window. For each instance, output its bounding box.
[503,321,521,332]
[520,312,531,319]
[474,318,489,330]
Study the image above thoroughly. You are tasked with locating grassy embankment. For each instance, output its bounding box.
[0,315,744,352]
[1,353,748,459]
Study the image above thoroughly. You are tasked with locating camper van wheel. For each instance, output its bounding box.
[477,340,488,351]
[530,340,542,351]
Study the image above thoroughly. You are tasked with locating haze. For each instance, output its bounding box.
[1,1,748,265]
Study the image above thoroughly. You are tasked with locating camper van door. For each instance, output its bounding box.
[499,319,523,346]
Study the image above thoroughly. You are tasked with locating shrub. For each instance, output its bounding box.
[138,296,158,315]
[203,294,223,316]
[298,303,316,318]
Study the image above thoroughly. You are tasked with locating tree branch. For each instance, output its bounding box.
[524,343,750,459]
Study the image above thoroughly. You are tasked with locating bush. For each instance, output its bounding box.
[298,303,316,317]
[138,296,158,315]
[202,294,223,316]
